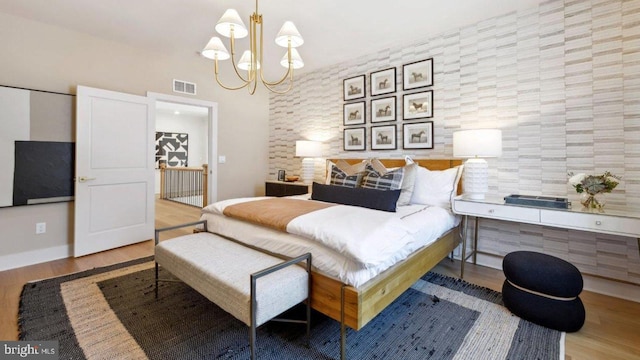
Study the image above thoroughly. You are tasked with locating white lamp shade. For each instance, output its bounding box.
[275,21,304,48]
[215,9,248,38]
[453,129,502,158]
[237,50,260,70]
[280,48,304,69]
[295,140,322,158]
[201,37,230,60]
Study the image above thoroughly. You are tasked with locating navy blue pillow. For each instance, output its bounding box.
[311,182,401,212]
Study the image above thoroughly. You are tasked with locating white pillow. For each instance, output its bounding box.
[409,165,463,209]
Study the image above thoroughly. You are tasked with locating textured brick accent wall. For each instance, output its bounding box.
[268,0,640,285]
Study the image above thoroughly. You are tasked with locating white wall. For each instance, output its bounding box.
[155,112,208,194]
[0,11,269,270]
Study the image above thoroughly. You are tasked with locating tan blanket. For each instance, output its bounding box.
[222,198,335,232]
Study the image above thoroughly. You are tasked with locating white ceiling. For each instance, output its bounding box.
[0,0,544,79]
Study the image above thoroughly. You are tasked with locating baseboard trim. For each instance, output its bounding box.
[472,252,640,303]
[0,245,72,272]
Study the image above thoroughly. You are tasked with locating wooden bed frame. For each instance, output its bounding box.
[311,158,463,331]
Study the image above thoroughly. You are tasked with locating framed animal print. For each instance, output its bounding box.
[371,96,396,123]
[403,91,433,120]
[344,101,366,125]
[403,58,433,90]
[370,67,396,96]
[343,75,366,101]
[403,122,433,149]
[344,127,366,151]
[371,125,397,150]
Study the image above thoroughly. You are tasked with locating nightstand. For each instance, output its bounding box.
[265,181,310,197]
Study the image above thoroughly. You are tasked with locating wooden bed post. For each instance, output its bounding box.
[341,284,347,360]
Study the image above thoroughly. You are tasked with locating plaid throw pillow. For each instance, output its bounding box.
[329,165,364,188]
[361,164,404,190]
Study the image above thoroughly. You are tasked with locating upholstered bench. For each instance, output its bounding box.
[154,221,311,360]
[502,251,585,332]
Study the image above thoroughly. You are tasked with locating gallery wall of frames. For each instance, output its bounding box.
[342,59,434,151]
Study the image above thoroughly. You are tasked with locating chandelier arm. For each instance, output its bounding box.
[263,69,295,94]
[257,22,293,86]
[228,29,253,83]
[248,75,258,94]
[213,59,252,91]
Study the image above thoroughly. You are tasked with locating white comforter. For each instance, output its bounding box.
[204,196,458,269]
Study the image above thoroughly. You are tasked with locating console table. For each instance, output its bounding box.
[452,195,640,277]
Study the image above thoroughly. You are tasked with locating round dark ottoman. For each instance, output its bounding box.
[502,251,585,332]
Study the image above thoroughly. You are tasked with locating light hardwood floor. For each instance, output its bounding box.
[1,199,639,359]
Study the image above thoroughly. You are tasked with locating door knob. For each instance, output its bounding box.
[78,176,96,182]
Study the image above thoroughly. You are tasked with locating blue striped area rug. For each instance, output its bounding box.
[19,257,563,359]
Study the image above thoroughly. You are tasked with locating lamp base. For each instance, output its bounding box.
[301,158,315,184]
[462,158,489,199]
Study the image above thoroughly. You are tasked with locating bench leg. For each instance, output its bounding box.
[250,324,257,360]
[154,262,159,299]
[250,275,258,360]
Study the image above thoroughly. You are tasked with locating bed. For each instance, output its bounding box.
[199,158,463,333]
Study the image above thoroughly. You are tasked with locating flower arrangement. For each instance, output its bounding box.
[568,171,621,210]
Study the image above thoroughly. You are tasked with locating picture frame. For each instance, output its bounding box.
[403,122,434,149]
[402,58,434,90]
[343,101,366,125]
[277,169,285,181]
[370,67,396,96]
[371,96,396,123]
[371,125,397,150]
[344,127,366,151]
[403,91,433,120]
[343,75,366,101]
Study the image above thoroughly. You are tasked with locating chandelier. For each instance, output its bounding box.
[201,0,304,94]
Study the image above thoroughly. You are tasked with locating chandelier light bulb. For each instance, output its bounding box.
[275,21,304,48]
[280,48,304,69]
[215,9,248,38]
[201,37,230,60]
[237,50,261,70]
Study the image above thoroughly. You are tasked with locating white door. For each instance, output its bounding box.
[74,86,154,257]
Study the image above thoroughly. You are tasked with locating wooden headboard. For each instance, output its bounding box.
[327,158,464,195]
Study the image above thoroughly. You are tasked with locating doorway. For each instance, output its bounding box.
[148,92,218,209]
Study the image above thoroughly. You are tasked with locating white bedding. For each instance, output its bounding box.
[200,196,460,288]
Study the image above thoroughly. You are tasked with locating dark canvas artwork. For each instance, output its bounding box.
[155,132,188,168]
[13,141,75,206]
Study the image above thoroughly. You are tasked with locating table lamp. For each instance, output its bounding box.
[295,140,322,183]
[453,129,502,200]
